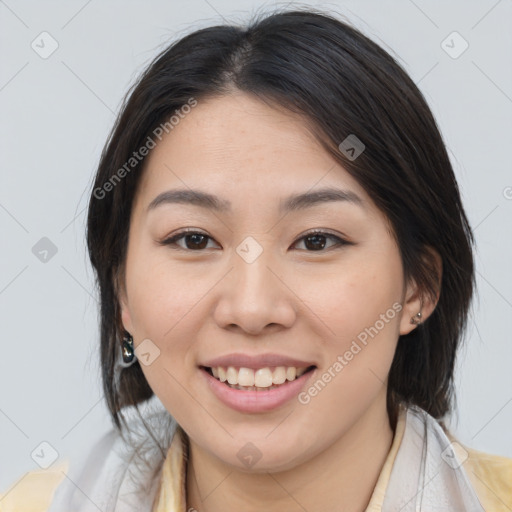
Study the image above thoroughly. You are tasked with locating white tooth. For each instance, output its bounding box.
[211,367,219,378]
[296,367,307,377]
[286,367,297,381]
[218,367,227,382]
[254,368,273,387]
[272,366,287,385]
[238,367,255,386]
[227,366,238,384]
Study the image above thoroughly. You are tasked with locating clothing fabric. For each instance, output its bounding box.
[1,399,511,511]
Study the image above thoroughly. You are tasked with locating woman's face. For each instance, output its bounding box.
[119,92,422,472]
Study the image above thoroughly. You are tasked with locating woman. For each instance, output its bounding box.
[2,7,511,512]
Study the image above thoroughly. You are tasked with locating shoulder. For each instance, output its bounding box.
[445,430,512,511]
[464,445,512,511]
[0,404,178,512]
[0,459,69,512]
[53,407,177,511]
[0,426,119,512]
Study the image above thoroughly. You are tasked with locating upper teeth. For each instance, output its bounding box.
[210,366,308,387]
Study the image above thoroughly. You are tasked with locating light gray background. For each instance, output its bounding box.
[1,0,511,492]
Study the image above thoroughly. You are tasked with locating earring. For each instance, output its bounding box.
[410,311,422,325]
[120,331,137,367]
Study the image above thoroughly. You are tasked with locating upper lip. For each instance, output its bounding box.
[200,353,316,370]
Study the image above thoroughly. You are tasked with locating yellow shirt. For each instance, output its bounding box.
[1,409,511,511]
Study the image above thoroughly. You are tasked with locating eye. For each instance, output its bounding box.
[159,229,220,251]
[291,230,349,251]
[159,228,350,252]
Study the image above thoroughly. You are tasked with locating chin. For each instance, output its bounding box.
[212,435,313,474]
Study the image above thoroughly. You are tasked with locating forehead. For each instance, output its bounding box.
[135,92,371,211]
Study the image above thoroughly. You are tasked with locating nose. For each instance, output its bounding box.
[212,247,297,335]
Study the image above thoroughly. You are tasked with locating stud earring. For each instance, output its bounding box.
[410,311,422,325]
[120,331,137,367]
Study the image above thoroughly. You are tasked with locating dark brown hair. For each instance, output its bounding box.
[86,7,475,432]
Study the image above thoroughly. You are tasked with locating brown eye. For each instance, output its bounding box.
[181,233,209,250]
[160,229,349,252]
[292,231,348,251]
[160,230,220,251]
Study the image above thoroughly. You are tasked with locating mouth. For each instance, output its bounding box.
[200,364,317,391]
[198,354,318,412]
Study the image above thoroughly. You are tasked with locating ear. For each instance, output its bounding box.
[399,247,442,335]
[115,266,134,334]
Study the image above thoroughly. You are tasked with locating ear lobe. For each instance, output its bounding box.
[399,247,442,335]
[119,294,133,334]
[398,285,424,336]
[114,266,134,334]
[120,305,133,334]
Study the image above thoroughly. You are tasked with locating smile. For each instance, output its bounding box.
[204,365,314,390]
[200,364,317,413]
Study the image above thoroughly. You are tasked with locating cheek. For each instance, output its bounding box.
[125,245,212,339]
[125,255,208,414]
[294,244,403,406]
[296,247,404,345]
[295,308,400,449]
[123,250,214,402]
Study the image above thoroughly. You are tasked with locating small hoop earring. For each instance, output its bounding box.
[410,311,422,325]
[120,331,137,367]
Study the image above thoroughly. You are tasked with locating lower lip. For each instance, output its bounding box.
[200,367,316,413]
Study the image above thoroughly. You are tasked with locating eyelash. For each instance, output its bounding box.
[158,228,351,252]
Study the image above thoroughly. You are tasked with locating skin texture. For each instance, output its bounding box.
[119,92,439,512]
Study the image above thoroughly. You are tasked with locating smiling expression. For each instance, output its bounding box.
[118,92,423,472]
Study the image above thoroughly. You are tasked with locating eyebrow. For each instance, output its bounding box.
[146,187,364,214]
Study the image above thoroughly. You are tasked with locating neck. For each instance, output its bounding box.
[186,393,395,512]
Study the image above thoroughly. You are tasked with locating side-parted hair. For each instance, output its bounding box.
[86,8,475,432]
